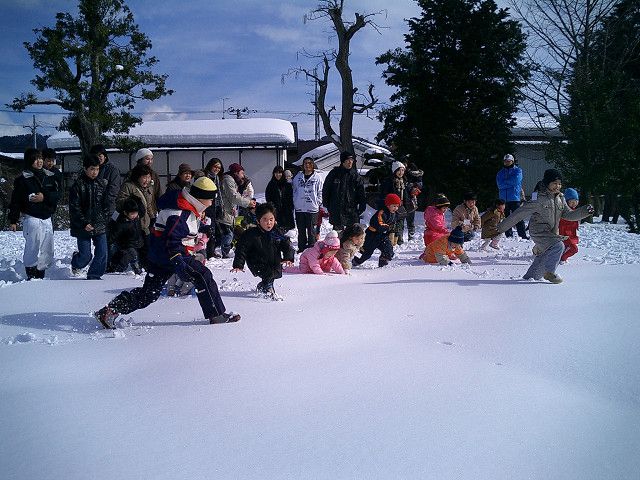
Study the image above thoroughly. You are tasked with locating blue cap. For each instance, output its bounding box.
[564,188,579,201]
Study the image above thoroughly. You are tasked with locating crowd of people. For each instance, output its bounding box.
[7,147,594,328]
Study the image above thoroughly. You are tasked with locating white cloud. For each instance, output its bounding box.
[254,25,303,44]
[143,105,189,122]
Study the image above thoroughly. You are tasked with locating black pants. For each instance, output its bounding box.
[295,211,318,251]
[504,201,528,238]
[358,231,394,264]
[110,247,139,272]
[108,258,226,319]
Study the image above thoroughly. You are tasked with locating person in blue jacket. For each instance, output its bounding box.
[496,153,528,239]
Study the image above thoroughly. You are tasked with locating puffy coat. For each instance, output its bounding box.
[108,212,144,250]
[68,174,109,238]
[496,165,523,202]
[265,177,295,231]
[423,206,449,246]
[117,181,155,234]
[299,242,345,274]
[498,190,591,253]
[233,225,295,281]
[420,236,468,265]
[219,173,251,226]
[480,209,505,239]
[292,170,323,213]
[379,175,416,212]
[336,236,364,270]
[451,203,481,232]
[8,168,60,223]
[149,189,208,268]
[97,159,122,217]
[322,165,366,229]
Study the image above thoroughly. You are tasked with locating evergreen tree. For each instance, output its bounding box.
[376,0,529,203]
[556,0,640,231]
[8,0,173,154]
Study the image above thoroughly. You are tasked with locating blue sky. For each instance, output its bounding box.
[0,0,423,141]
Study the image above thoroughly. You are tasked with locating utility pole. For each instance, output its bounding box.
[23,115,41,148]
[221,97,230,119]
[227,106,257,119]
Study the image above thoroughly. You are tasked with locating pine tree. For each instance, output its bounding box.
[8,0,173,154]
[376,0,529,203]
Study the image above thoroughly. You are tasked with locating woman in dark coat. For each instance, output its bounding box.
[265,165,295,232]
[203,157,224,258]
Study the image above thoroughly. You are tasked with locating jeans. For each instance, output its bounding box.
[219,223,234,257]
[72,234,107,279]
[523,240,564,279]
[504,201,528,238]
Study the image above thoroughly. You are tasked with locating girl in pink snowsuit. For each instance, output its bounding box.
[423,194,451,247]
[299,230,345,275]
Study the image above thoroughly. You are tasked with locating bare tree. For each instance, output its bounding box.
[509,0,618,131]
[285,0,383,153]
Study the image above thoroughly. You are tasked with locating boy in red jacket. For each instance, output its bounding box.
[559,188,581,263]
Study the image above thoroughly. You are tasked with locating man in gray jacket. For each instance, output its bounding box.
[292,157,323,252]
[497,169,593,283]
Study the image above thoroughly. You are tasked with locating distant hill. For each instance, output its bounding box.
[0,134,49,153]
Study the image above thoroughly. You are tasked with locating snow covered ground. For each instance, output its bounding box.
[1,217,639,480]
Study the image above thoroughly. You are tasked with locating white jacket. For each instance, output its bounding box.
[292,171,323,213]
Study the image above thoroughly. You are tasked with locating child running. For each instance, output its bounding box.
[232,202,295,299]
[479,199,506,251]
[352,194,401,268]
[94,177,240,327]
[559,188,581,263]
[298,230,345,275]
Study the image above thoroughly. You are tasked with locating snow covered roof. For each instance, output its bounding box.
[293,138,392,167]
[47,118,296,150]
[0,152,23,160]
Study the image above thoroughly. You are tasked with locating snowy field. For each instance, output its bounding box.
[1,216,639,480]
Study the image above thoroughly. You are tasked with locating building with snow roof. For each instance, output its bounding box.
[46,118,296,194]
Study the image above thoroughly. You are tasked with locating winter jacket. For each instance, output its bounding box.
[149,189,208,268]
[559,213,579,245]
[166,176,190,192]
[219,173,251,226]
[233,225,295,281]
[367,208,397,236]
[68,174,109,238]
[117,181,155,234]
[423,206,449,246]
[498,190,591,253]
[45,166,64,195]
[299,242,345,275]
[97,160,122,217]
[451,203,481,232]
[8,168,60,223]
[379,175,417,212]
[480,209,505,239]
[292,171,323,213]
[421,236,469,265]
[203,171,223,227]
[108,212,144,250]
[496,164,524,202]
[265,177,295,231]
[149,169,163,205]
[336,236,364,270]
[322,165,366,229]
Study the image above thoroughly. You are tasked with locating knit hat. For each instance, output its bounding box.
[322,230,341,250]
[135,148,153,163]
[189,176,217,200]
[448,226,465,245]
[228,163,244,174]
[503,154,514,162]
[564,188,579,201]
[463,191,477,201]
[340,151,355,163]
[391,161,405,174]
[543,168,562,186]
[433,193,450,207]
[177,163,193,175]
[384,193,402,207]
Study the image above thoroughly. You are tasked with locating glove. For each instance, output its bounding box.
[171,255,194,282]
[586,204,594,215]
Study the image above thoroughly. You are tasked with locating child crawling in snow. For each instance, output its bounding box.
[336,223,365,271]
[298,230,345,275]
[420,226,471,265]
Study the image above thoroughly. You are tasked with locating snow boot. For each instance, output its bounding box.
[378,256,390,268]
[94,306,119,329]
[352,256,363,267]
[25,266,38,280]
[543,272,563,284]
[209,312,241,324]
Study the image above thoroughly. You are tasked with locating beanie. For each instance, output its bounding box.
[135,148,153,163]
[448,226,465,245]
[542,168,562,186]
[189,176,217,200]
[384,193,402,207]
[177,163,193,175]
[340,151,355,163]
[564,188,579,202]
[322,230,341,250]
[391,161,405,174]
[463,191,477,201]
[228,163,244,174]
[433,193,450,207]
[503,154,514,162]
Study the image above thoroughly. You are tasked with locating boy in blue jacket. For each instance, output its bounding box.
[352,193,401,268]
[95,177,240,328]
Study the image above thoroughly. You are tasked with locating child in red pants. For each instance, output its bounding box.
[559,188,581,263]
